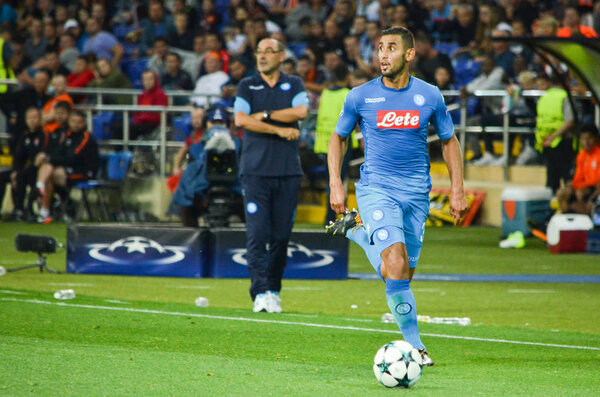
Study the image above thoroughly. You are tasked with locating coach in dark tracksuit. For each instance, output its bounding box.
[12,108,47,218]
[234,38,309,313]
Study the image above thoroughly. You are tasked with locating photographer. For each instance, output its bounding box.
[171,106,240,227]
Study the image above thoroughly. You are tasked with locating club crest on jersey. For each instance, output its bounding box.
[413,94,425,106]
[376,110,420,129]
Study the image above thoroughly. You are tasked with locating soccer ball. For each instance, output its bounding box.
[373,340,423,388]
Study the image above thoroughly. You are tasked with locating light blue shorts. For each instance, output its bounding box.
[355,183,429,268]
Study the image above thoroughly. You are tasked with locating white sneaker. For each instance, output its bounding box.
[265,291,282,313]
[471,152,498,166]
[515,145,538,166]
[252,293,268,312]
[489,155,507,166]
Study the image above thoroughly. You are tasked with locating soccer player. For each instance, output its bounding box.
[326,26,468,366]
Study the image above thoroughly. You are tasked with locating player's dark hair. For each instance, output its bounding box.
[54,101,72,112]
[381,26,415,50]
[580,123,600,139]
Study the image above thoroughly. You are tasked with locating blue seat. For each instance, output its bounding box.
[122,58,149,89]
[74,151,134,221]
[288,42,307,58]
[453,59,481,87]
[172,113,192,142]
[434,42,459,56]
[92,112,116,141]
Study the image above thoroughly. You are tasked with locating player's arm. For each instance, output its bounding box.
[328,90,359,214]
[442,135,468,222]
[269,83,310,123]
[434,89,468,221]
[328,132,349,214]
[233,83,299,140]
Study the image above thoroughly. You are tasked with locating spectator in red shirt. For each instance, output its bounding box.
[66,54,97,88]
[557,6,598,38]
[557,125,600,214]
[173,108,205,175]
[131,70,168,140]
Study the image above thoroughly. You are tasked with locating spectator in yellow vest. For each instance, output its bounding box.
[535,73,575,193]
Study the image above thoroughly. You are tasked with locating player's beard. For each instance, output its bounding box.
[381,57,408,81]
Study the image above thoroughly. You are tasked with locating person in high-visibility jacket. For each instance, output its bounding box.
[314,64,358,224]
[535,73,575,193]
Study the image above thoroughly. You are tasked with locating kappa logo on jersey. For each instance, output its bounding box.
[365,97,386,103]
[376,110,420,129]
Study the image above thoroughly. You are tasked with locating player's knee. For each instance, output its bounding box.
[380,243,409,279]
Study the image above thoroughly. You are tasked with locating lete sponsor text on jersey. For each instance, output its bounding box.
[376,110,420,129]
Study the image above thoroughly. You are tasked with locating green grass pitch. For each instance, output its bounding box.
[1,223,599,396]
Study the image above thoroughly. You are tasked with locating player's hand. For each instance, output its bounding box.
[330,183,347,214]
[34,152,46,167]
[543,134,556,148]
[277,127,299,140]
[449,192,468,223]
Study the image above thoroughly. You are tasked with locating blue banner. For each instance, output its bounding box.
[67,225,207,277]
[209,229,349,279]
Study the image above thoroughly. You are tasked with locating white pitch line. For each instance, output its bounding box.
[175,285,213,289]
[47,283,94,287]
[2,297,599,351]
[508,289,556,294]
[0,290,27,295]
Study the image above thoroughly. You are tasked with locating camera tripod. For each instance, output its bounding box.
[8,253,60,274]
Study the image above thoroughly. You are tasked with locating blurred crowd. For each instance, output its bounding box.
[0,0,600,222]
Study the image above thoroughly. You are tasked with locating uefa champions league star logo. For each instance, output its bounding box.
[88,236,186,265]
[230,242,336,269]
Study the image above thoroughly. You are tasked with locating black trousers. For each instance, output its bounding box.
[242,175,302,300]
[0,169,15,210]
[543,138,574,194]
[13,166,38,212]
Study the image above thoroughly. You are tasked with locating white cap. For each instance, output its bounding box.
[496,22,513,34]
[64,19,79,30]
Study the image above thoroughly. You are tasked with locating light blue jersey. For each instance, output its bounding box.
[335,76,454,194]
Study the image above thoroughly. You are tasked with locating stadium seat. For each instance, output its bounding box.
[92,112,116,141]
[453,58,481,87]
[73,151,134,221]
[288,43,308,58]
[122,58,149,89]
[172,113,192,142]
[434,42,459,56]
[113,25,135,41]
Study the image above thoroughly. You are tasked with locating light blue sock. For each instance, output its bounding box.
[385,279,425,351]
[346,226,382,278]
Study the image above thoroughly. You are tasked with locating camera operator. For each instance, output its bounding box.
[171,106,240,227]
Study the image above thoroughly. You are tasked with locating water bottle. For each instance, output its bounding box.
[428,317,471,326]
[381,313,395,323]
[195,297,209,307]
[54,289,76,300]
[0,266,6,276]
